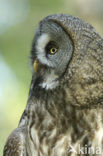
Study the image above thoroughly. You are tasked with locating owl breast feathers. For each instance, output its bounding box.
[4,14,103,156]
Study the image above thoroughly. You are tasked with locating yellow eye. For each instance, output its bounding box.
[50,48,58,54]
[46,41,58,55]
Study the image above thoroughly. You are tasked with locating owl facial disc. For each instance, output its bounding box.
[32,19,73,90]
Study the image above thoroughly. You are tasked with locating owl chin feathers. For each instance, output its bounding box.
[39,79,59,90]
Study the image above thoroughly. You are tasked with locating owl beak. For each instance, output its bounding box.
[33,60,39,72]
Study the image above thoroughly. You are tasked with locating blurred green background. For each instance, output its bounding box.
[0,0,103,154]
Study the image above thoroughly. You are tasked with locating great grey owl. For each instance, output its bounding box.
[3,14,103,156]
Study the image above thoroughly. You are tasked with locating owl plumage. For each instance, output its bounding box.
[4,14,103,156]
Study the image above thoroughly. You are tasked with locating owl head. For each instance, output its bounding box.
[30,14,103,107]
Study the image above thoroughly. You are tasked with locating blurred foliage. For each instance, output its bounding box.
[0,0,103,155]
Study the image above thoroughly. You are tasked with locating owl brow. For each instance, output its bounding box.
[45,41,58,50]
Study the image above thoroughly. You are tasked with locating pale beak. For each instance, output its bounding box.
[33,60,39,72]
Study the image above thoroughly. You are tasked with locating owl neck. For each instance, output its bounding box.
[26,81,71,121]
[19,78,103,145]
[22,84,103,143]
[27,74,103,116]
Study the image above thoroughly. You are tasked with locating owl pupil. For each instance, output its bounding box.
[52,48,55,52]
